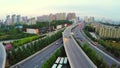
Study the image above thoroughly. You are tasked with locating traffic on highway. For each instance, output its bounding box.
[72,22,120,67]
[63,23,97,68]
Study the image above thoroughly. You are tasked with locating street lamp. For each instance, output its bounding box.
[48,20,51,33]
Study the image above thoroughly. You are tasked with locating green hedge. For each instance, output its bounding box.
[0,33,37,41]
[42,46,64,68]
[74,35,120,68]
[11,35,46,48]
[83,30,97,42]
[8,29,64,66]
[73,36,109,68]
[98,39,120,58]
[82,43,109,68]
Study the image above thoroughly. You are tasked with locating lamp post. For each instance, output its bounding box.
[49,20,51,33]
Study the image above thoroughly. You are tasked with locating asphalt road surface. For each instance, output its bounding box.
[63,24,96,68]
[10,39,63,68]
[73,23,120,67]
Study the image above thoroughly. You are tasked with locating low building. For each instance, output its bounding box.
[56,25,62,29]
[95,23,120,38]
[26,28,39,34]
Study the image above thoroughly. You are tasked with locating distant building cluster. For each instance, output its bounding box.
[25,24,68,34]
[95,23,120,38]
[84,16,95,24]
[36,13,76,22]
[0,13,76,26]
[3,14,36,25]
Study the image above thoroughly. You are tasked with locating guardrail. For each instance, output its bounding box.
[71,32,97,68]
[0,44,6,68]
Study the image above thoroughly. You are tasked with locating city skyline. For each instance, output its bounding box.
[0,0,120,21]
[0,12,76,25]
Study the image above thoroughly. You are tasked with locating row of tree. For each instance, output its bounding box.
[102,38,120,43]
[11,35,46,48]
[99,22,120,27]
[84,26,95,32]
[84,30,97,41]
[84,26,120,63]
[0,24,37,41]
[23,20,72,29]
[84,26,120,58]
[98,40,120,58]
[42,46,66,68]
[0,20,72,41]
[75,37,119,68]
[7,29,64,66]
[82,43,109,68]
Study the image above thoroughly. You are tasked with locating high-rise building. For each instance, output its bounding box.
[16,15,21,23]
[84,16,94,25]
[55,13,66,20]
[28,17,36,25]
[6,15,12,25]
[67,13,76,20]
[38,16,44,22]
[0,20,4,25]
[37,15,50,22]
[84,16,94,23]
[0,20,1,24]
[49,13,56,21]
[37,16,41,22]
[43,15,50,21]
[84,16,89,23]
[22,16,28,24]
[12,14,16,24]
[89,17,94,23]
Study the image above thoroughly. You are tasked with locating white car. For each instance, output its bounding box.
[56,42,58,45]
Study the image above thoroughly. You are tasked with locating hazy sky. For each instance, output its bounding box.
[0,0,120,21]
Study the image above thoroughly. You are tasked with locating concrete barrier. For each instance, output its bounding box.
[0,44,6,68]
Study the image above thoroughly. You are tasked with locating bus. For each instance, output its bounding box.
[63,57,67,64]
[52,64,57,68]
[55,57,61,64]
[57,64,62,68]
[59,58,64,64]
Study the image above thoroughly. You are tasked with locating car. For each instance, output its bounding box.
[69,36,71,38]
[80,39,83,41]
[56,42,58,45]
[91,42,96,46]
[16,64,21,68]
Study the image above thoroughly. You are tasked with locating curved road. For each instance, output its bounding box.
[72,22,120,67]
[63,24,97,68]
[0,43,6,68]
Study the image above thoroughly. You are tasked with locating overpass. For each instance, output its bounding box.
[63,24,97,68]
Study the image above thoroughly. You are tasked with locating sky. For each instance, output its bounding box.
[0,0,120,21]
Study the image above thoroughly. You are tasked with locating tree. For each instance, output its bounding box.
[15,47,23,61]
[111,64,117,68]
